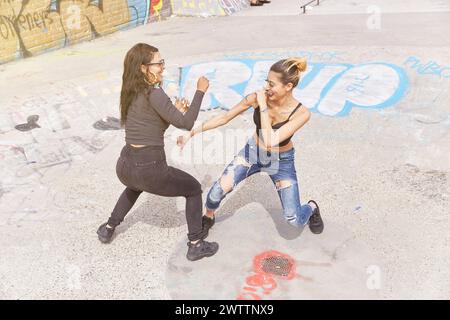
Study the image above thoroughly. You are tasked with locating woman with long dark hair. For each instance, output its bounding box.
[178,57,324,235]
[97,43,219,261]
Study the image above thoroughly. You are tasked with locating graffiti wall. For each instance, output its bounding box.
[0,0,250,64]
[170,0,225,16]
[219,0,249,15]
[148,0,172,22]
[170,0,249,17]
[1,0,130,63]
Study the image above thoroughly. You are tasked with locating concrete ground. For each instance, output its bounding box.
[1,0,449,299]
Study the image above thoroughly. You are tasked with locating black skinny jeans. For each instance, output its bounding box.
[107,144,206,241]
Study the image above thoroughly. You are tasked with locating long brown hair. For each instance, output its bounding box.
[120,43,159,126]
[270,57,307,88]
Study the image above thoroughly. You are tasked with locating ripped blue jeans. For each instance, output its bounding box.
[205,136,313,227]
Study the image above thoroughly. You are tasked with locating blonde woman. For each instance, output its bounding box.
[177,57,324,236]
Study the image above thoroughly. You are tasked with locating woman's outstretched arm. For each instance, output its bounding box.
[177,93,257,148]
[148,77,209,130]
[148,88,204,130]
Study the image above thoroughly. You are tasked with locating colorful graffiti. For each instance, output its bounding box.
[170,0,249,17]
[180,57,409,117]
[170,0,225,16]
[149,0,172,22]
[219,0,249,15]
[127,0,151,26]
[0,0,133,63]
[0,0,249,64]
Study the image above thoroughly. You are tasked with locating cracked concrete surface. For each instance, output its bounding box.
[1,0,449,299]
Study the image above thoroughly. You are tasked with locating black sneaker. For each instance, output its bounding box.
[308,200,324,234]
[97,222,115,243]
[186,239,219,261]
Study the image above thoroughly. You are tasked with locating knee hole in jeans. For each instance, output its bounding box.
[220,155,251,193]
[219,174,234,194]
[275,179,293,190]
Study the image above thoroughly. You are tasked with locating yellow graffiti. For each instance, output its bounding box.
[60,0,130,45]
[18,0,66,56]
[0,0,21,61]
[152,0,164,21]
[0,0,130,63]
[171,0,225,16]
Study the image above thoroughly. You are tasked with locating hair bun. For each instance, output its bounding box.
[284,57,307,73]
[293,57,307,72]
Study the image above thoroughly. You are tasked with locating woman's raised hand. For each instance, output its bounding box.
[175,97,189,113]
[197,76,210,93]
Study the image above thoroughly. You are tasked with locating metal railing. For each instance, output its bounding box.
[300,0,320,14]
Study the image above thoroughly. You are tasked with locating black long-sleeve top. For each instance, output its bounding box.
[125,87,205,146]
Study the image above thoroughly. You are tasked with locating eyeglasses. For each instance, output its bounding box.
[146,59,165,67]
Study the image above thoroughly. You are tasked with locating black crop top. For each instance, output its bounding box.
[253,103,302,147]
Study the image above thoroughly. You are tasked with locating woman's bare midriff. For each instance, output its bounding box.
[253,133,293,153]
[130,144,148,148]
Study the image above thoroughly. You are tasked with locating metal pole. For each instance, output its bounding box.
[178,66,182,96]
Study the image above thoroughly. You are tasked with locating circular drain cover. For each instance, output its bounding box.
[261,255,293,277]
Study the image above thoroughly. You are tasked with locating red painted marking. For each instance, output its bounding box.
[236,250,296,300]
[243,286,257,292]
[236,291,262,300]
[246,273,277,291]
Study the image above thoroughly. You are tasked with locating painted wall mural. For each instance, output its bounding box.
[0,0,249,64]
[170,0,224,16]
[149,0,172,22]
[219,0,249,15]
[170,0,249,17]
[1,0,133,63]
